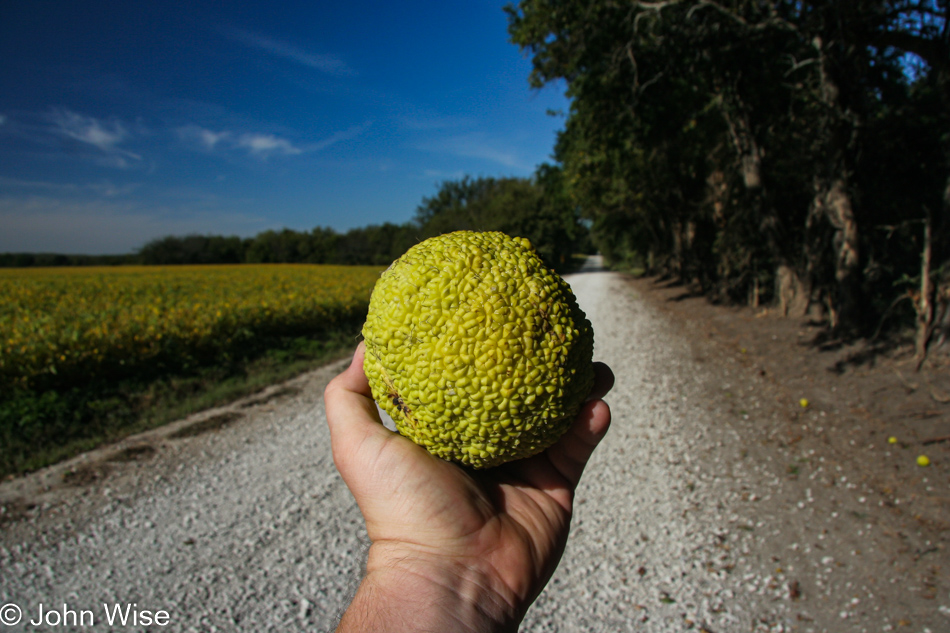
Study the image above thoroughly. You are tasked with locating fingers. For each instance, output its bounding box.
[327,341,375,401]
[324,343,390,472]
[543,398,611,492]
[587,362,615,401]
[539,360,611,489]
[327,349,614,498]
[324,342,379,426]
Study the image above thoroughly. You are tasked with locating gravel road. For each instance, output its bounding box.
[0,261,943,632]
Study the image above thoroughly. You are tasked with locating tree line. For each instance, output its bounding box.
[508,0,949,359]
[1,174,589,274]
[0,253,139,267]
[137,173,588,272]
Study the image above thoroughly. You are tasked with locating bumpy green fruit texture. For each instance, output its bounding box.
[362,230,594,469]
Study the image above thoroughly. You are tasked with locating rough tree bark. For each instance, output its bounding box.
[721,95,809,315]
[811,35,863,331]
[915,207,935,369]
[825,179,862,325]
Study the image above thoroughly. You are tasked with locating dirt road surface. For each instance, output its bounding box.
[1,261,946,632]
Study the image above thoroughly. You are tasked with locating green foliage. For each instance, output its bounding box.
[334,223,419,266]
[141,234,247,265]
[0,264,380,475]
[508,0,950,332]
[414,171,588,271]
[0,332,356,476]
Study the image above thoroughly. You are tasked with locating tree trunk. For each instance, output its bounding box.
[806,177,861,327]
[920,174,950,357]
[721,98,809,315]
[915,208,935,369]
[811,35,863,331]
[776,263,811,317]
[825,179,862,328]
[672,220,688,279]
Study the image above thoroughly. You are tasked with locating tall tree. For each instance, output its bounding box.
[508,0,949,334]
[414,174,586,270]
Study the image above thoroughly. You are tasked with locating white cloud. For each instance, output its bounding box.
[49,109,142,161]
[178,125,228,150]
[224,27,355,77]
[178,122,370,159]
[197,128,232,150]
[178,125,302,158]
[236,132,303,156]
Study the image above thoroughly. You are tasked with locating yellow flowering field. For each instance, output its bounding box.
[0,264,383,391]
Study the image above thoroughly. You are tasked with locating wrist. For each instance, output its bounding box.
[337,542,522,633]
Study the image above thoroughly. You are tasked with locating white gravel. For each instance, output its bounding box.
[523,265,778,632]
[0,260,942,632]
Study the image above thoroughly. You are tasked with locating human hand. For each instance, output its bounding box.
[325,342,613,632]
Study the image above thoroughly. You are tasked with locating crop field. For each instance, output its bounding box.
[0,264,383,474]
[1,264,383,390]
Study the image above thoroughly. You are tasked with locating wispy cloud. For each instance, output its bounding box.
[223,27,355,77]
[417,133,530,171]
[178,125,302,158]
[176,125,216,150]
[236,132,303,156]
[178,121,371,159]
[310,121,373,152]
[195,128,231,150]
[49,109,142,162]
[0,113,6,127]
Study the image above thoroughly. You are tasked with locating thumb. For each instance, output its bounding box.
[324,343,392,473]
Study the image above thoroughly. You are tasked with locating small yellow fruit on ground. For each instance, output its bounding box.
[917,455,931,467]
[799,398,809,408]
[362,231,595,469]
[887,436,898,444]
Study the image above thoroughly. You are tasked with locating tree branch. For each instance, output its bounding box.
[784,57,818,77]
[686,0,798,33]
[635,0,684,11]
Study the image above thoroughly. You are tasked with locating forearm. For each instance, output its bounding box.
[336,543,522,633]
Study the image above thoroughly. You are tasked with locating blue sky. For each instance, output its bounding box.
[0,1,568,254]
